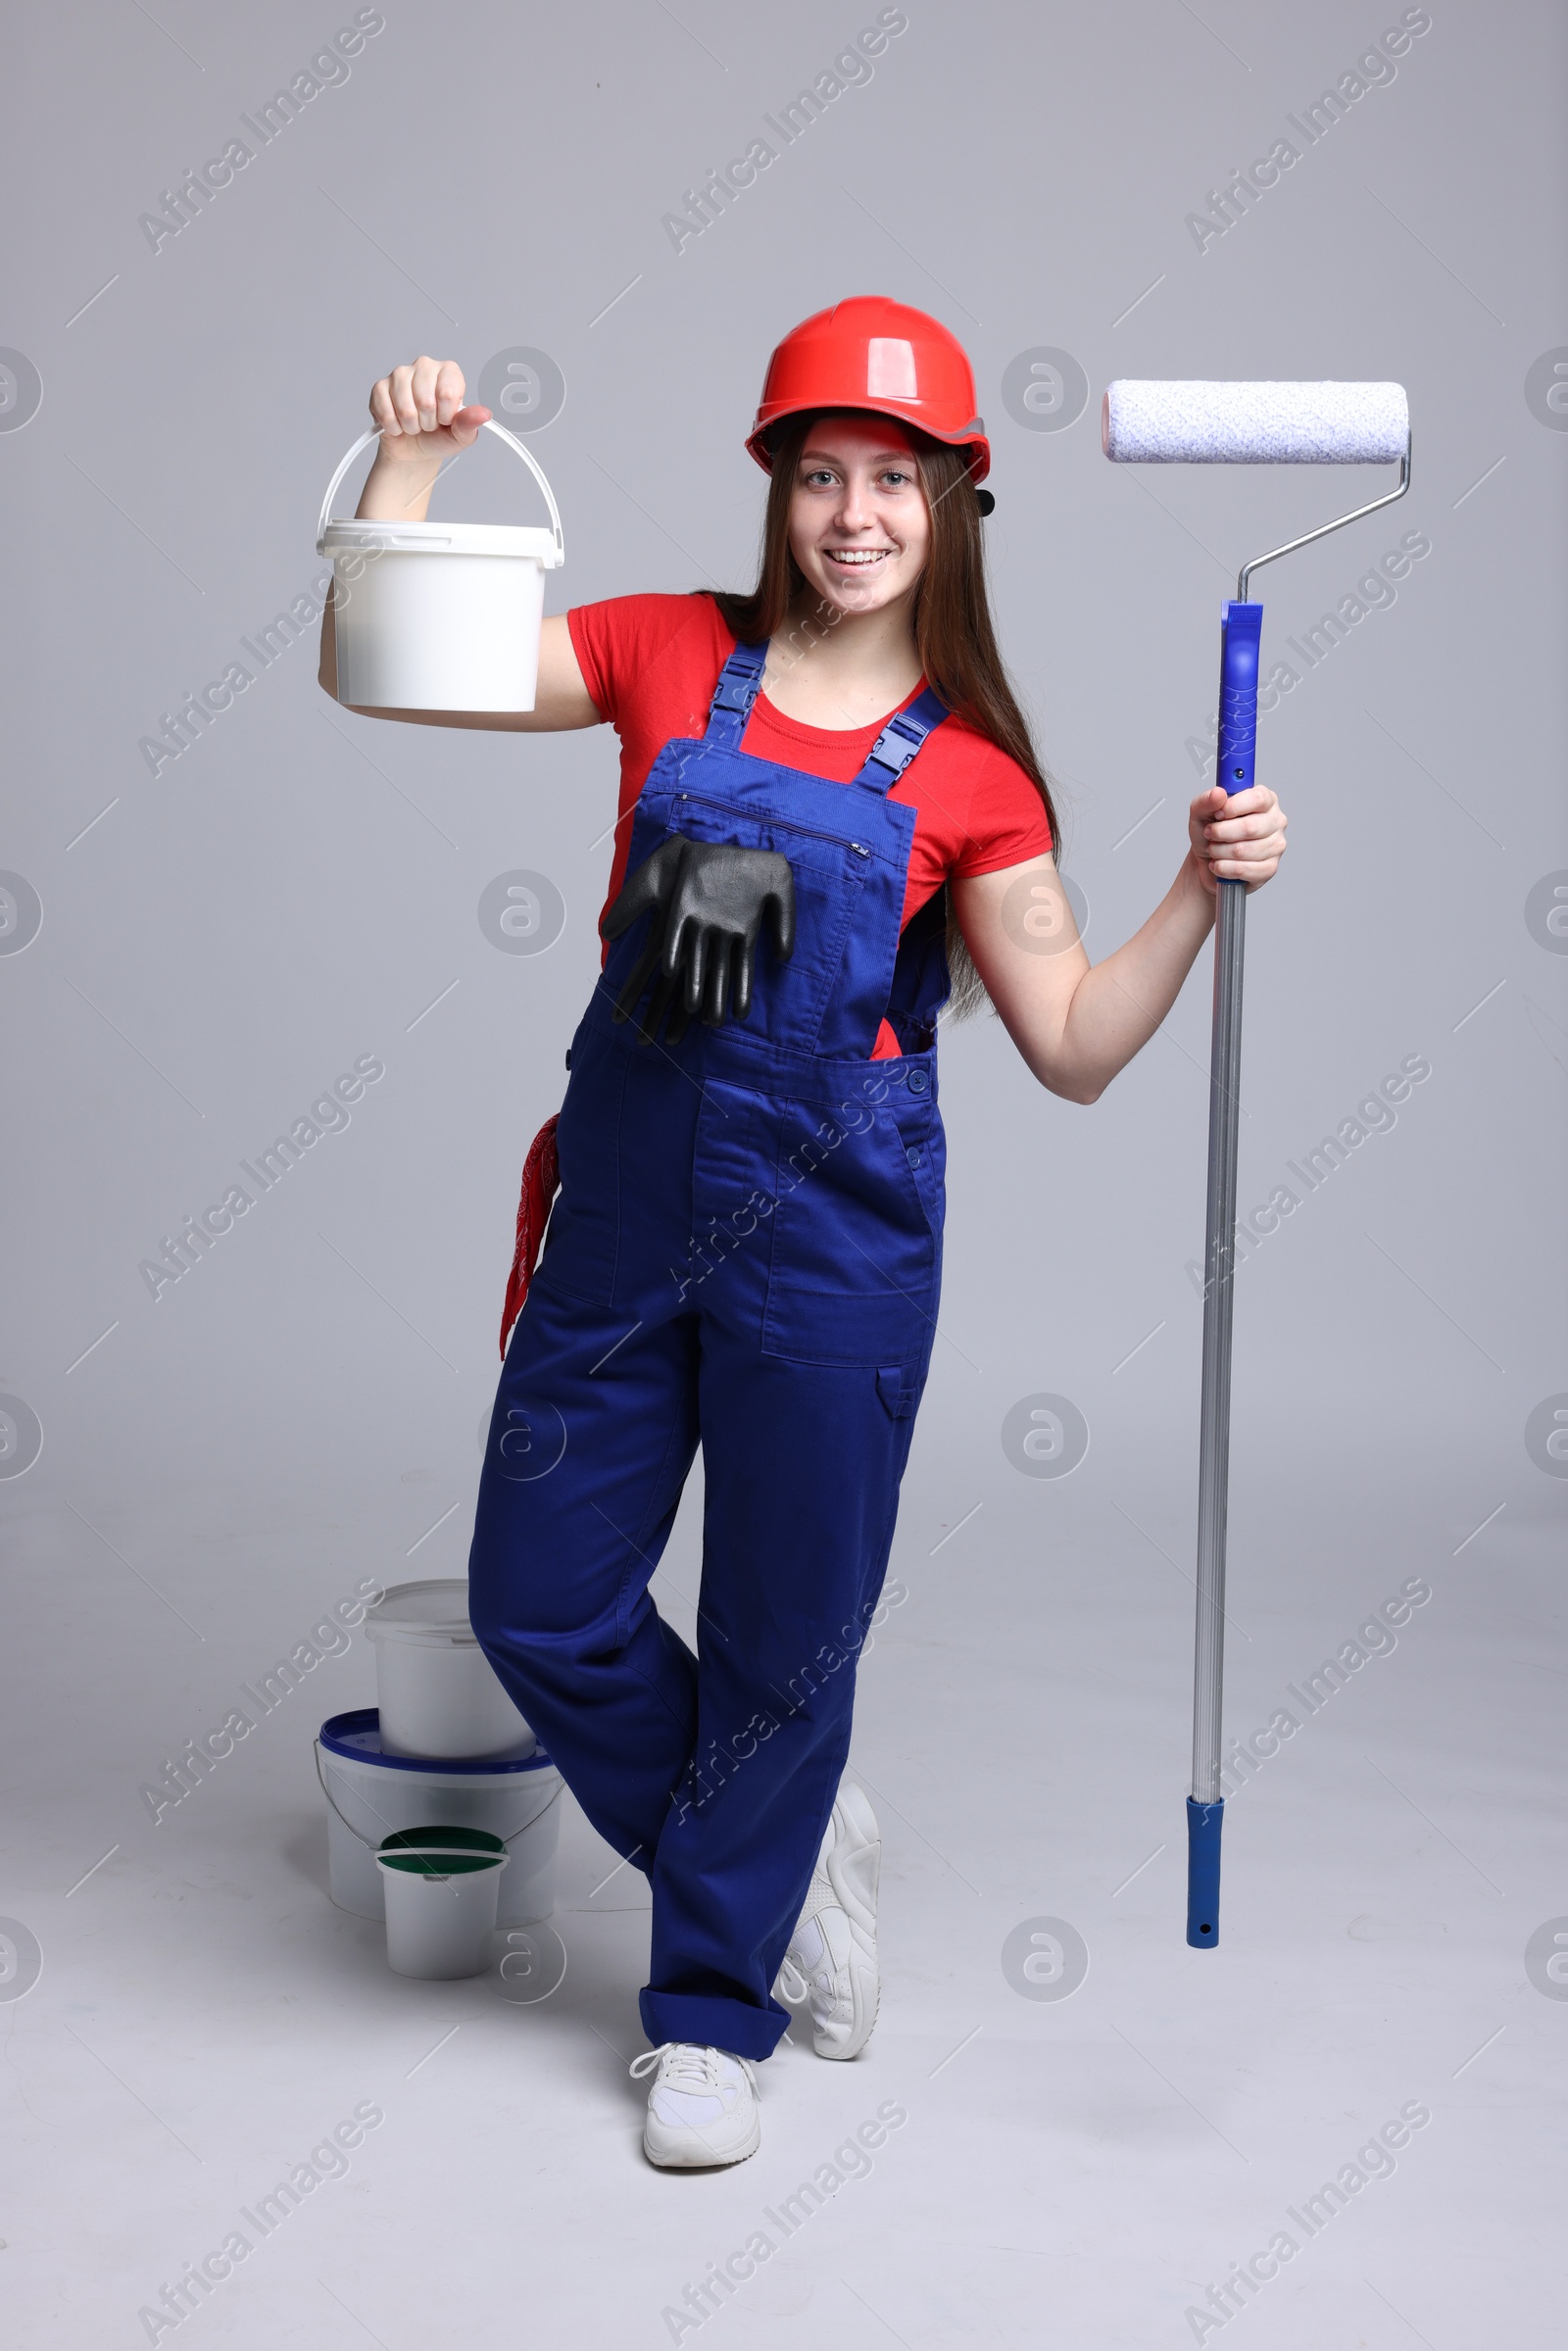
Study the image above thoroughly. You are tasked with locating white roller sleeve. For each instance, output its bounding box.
[1102,379,1408,465]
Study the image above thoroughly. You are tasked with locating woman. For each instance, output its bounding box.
[318,298,1287,2169]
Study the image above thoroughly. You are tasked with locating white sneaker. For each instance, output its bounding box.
[630,2042,760,2169]
[778,1781,881,2060]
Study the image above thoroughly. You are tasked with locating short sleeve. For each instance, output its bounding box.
[566,594,728,733]
[951,740,1054,875]
[565,602,616,723]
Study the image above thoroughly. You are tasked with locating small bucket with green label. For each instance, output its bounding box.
[375,1826,509,1979]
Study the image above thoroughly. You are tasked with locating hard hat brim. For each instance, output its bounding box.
[745,401,991,484]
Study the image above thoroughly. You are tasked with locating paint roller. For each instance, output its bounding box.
[1102,379,1412,1950]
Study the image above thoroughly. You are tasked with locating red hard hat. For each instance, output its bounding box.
[746,296,990,484]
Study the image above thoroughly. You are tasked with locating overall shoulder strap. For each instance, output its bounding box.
[703,639,768,750]
[852,686,951,797]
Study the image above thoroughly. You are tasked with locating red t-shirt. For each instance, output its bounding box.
[567,594,1052,1053]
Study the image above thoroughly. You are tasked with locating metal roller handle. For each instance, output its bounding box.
[1186,599,1261,1949]
[1172,436,1410,1953]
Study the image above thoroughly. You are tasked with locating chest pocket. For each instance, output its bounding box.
[647,785,870,1056]
[762,1089,944,1366]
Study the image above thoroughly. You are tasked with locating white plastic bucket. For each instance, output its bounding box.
[317,418,564,713]
[376,1826,508,1979]
[317,1708,563,1928]
[365,1578,532,1760]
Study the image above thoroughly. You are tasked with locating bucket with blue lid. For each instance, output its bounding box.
[316,1708,563,1954]
[317,1576,563,1977]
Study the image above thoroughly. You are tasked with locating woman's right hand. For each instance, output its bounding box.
[368,355,490,465]
[354,358,490,523]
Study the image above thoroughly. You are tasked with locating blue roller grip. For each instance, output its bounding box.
[1215,602,1263,804]
[1186,1796,1224,1947]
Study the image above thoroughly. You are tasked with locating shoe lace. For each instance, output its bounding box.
[630,2041,738,2090]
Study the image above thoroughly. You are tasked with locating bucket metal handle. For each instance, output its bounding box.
[375,1844,509,1867]
[315,418,565,564]
[314,1740,564,1853]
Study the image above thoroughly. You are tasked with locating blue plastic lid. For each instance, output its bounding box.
[318,1706,554,1775]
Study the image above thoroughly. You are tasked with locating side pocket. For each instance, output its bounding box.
[533,1025,626,1306]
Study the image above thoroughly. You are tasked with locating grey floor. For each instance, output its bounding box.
[3,1426,1557,2348]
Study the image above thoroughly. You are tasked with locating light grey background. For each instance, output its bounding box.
[2,3,1563,2345]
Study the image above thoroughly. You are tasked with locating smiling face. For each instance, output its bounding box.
[785,412,933,618]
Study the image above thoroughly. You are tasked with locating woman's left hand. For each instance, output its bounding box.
[1187,782,1288,894]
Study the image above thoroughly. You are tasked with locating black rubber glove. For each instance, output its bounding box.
[600,833,797,1046]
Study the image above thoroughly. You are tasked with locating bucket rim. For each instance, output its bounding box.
[322,516,559,561]
[365,1623,481,1648]
[318,1707,555,1775]
[363,1576,474,1638]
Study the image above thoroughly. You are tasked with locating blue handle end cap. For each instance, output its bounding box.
[1186,1795,1224,1949]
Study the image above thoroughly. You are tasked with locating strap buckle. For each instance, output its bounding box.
[851,687,950,794]
[874,710,929,762]
[705,641,768,734]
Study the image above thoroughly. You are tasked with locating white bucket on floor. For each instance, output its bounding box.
[365,1577,532,1759]
[317,1709,563,1928]
[377,1826,508,1979]
[318,418,564,713]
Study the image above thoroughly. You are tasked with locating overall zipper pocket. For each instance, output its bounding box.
[670,789,872,860]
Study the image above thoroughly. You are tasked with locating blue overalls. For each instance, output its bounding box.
[467,639,952,2061]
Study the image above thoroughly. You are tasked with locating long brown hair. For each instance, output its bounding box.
[698,411,1059,1017]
